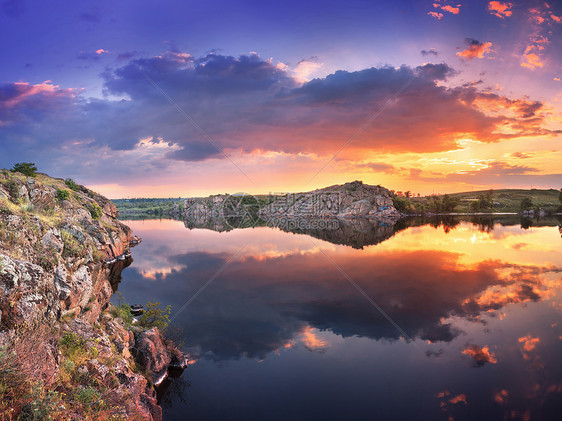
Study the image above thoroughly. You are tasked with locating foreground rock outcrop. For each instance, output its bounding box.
[0,170,184,420]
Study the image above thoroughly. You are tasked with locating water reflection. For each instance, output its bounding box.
[115,217,562,420]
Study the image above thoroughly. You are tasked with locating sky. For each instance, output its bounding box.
[1,0,561,198]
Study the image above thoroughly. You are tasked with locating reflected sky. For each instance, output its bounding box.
[116,219,562,421]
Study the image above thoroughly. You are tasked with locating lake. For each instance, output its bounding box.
[114,217,562,421]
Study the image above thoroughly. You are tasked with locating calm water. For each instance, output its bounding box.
[115,217,562,421]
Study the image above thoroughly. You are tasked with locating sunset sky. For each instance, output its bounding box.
[1,0,561,198]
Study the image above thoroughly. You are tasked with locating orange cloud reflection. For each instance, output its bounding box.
[462,345,498,366]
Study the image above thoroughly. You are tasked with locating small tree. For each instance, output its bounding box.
[520,197,533,210]
[139,302,171,331]
[11,162,37,177]
[441,194,460,212]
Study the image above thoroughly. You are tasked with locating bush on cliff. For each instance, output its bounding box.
[87,202,103,220]
[139,301,171,331]
[10,162,37,177]
[64,178,79,191]
[56,188,70,201]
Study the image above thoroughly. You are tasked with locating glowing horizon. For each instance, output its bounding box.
[1,1,561,197]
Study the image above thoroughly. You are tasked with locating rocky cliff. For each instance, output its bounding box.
[261,180,400,219]
[168,180,400,226]
[0,171,184,420]
[164,181,401,246]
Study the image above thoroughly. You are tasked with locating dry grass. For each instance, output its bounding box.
[0,325,134,420]
[0,324,59,418]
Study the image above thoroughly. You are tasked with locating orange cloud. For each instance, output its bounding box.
[462,345,497,366]
[494,389,508,403]
[436,390,450,398]
[441,5,460,14]
[518,335,540,352]
[456,39,493,59]
[551,14,561,22]
[433,2,461,15]
[428,11,444,20]
[521,49,544,69]
[95,48,108,55]
[529,8,545,24]
[448,394,467,404]
[299,326,327,351]
[488,1,512,18]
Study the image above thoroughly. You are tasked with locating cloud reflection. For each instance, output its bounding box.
[122,245,559,361]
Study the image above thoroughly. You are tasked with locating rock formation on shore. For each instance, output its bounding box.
[0,171,184,420]
[170,180,399,221]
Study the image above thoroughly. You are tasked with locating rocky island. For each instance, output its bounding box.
[0,170,185,420]
[170,180,400,221]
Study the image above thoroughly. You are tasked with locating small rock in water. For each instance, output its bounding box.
[130,304,144,316]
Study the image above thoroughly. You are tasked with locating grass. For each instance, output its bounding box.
[61,230,88,259]
[408,188,561,214]
[108,303,134,328]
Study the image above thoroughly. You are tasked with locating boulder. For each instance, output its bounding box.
[133,328,172,386]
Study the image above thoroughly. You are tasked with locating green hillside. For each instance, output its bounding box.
[406,188,561,214]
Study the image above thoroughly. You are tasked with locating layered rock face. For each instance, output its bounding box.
[0,172,131,327]
[0,171,184,420]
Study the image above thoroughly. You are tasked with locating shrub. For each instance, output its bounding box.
[37,252,58,271]
[11,162,37,177]
[61,231,87,259]
[56,189,70,201]
[59,332,91,363]
[2,179,20,201]
[74,386,102,412]
[139,301,171,331]
[392,196,413,213]
[20,203,35,213]
[109,303,133,327]
[18,385,61,420]
[441,194,460,212]
[520,197,533,210]
[64,178,80,191]
[87,202,103,220]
